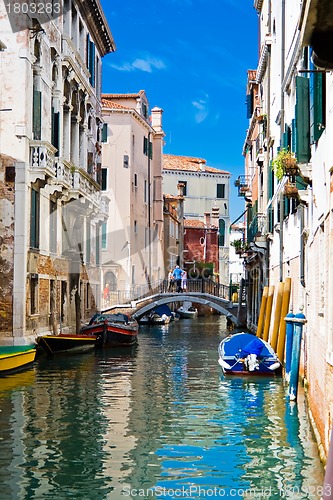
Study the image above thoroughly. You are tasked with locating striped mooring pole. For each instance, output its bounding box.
[287,311,306,402]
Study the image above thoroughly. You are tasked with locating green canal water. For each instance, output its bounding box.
[0,316,324,499]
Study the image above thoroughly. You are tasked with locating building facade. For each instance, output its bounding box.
[240,0,333,459]
[0,0,115,343]
[101,92,165,301]
[162,154,230,284]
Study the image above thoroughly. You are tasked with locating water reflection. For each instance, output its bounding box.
[0,317,323,499]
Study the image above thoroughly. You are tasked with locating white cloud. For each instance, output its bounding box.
[192,95,209,123]
[109,56,166,73]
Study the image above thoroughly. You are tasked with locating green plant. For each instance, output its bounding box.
[271,148,297,181]
[230,238,243,249]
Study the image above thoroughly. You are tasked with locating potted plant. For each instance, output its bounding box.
[230,238,245,254]
[272,148,299,180]
[284,180,299,199]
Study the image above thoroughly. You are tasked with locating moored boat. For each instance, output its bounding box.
[218,332,281,375]
[0,345,36,375]
[36,333,98,356]
[81,313,139,347]
[138,305,173,325]
[176,305,198,318]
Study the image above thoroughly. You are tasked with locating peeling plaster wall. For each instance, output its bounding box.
[0,156,15,337]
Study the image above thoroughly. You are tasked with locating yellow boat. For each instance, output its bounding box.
[0,346,37,375]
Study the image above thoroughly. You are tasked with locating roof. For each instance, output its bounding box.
[184,219,218,229]
[101,99,130,110]
[102,91,145,99]
[163,154,229,175]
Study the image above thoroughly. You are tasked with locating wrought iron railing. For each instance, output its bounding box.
[104,278,231,308]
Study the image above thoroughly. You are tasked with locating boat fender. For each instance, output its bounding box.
[218,358,232,370]
[268,361,281,371]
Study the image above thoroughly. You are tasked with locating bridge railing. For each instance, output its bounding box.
[104,278,231,308]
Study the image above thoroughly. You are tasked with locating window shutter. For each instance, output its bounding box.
[295,76,310,163]
[89,41,95,86]
[33,90,42,140]
[149,141,153,160]
[219,219,225,247]
[51,108,60,153]
[291,119,296,153]
[268,162,274,232]
[246,94,253,119]
[310,71,325,143]
[143,136,148,155]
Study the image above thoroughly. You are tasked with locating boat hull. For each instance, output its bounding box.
[37,334,97,356]
[176,307,198,318]
[81,313,138,347]
[218,332,281,375]
[0,346,36,375]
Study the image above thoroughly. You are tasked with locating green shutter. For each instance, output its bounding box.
[246,94,253,119]
[89,41,95,86]
[291,119,296,153]
[33,90,42,140]
[219,219,225,247]
[310,72,325,143]
[295,76,310,163]
[143,136,148,155]
[149,141,153,160]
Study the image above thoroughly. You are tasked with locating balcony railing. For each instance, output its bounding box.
[30,141,57,181]
[234,175,251,197]
[247,213,268,242]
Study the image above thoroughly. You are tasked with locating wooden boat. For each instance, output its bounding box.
[36,333,98,356]
[176,305,198,318]
[218,332,281,375]
[81,313,139,347]
[0,345,36,375]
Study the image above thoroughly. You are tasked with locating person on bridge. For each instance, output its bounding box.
[181,270,187,291]
[173,265,184,293]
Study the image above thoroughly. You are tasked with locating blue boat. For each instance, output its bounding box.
[218,332,281,375]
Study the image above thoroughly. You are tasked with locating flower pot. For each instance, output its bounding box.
[284,182,299,198]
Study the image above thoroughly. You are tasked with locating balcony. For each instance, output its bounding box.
[234,175,251,197]
[71,167,100,210]
[30,141,57,184]
[247,213,268,243]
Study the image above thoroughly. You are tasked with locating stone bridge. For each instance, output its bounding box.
[131,292,242,326]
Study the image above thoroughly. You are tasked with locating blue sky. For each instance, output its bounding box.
[100,0,258,220]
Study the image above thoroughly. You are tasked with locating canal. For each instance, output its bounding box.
[0,316,324,499]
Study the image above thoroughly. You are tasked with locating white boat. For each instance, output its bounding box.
[176,305,198,318]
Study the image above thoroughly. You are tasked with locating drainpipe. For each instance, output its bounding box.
[300,204,305,287]
[147,131,151,285]
[279,0,286,283]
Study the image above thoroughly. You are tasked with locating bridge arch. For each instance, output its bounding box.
[132,293,239,325]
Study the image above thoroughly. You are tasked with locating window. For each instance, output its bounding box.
[144,179,147,203]
[30,188,40,249]
[123,155,129,168]
[33,88,42,140]
[143,136,153,159]
[217,184,225,199]
[86,34,95,87]
[51,107,60,153]
[219,219,226,247]
[142,102,148,118]
[134,220,137,234]
[101,168,107,190]
[86,220,91,263]
[96,226,100,265]
[50,200,57,253]
[101,222,107,249]
[30,274,38,315]
[134,173,138,187]
[180,180,187,196]
[101,123,108,142]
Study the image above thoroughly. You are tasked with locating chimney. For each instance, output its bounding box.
[212,206,219,224]
[151,106,163,132]
[198,160,205,171]
[204,212,211,227]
